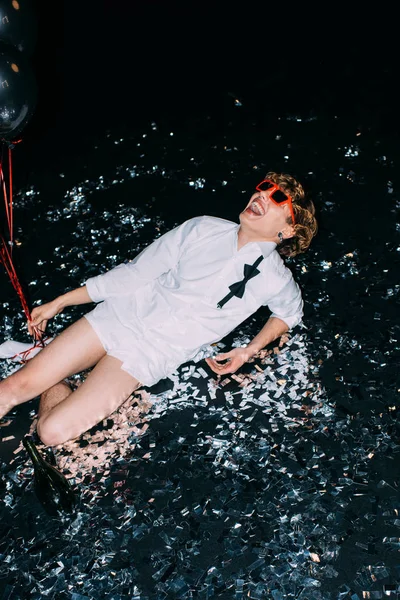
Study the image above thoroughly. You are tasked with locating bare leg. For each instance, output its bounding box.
[37,355,141,446]
[0,317,106,419]
[38,381,73,419]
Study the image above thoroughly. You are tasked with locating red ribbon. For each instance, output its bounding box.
[1,141,45,346]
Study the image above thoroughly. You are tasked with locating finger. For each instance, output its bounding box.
[216,362,240,376]
[223,358,245,372]
[208,358,227,369]
[215,353,231,360]
[33,314,47,327]
[212,365,233,376]
[214,357,232,365]
[205,358,224,373]
[219,362,239,375]
[33,325,43,340]
[205,358,218,369]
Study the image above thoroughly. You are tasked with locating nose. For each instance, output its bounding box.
[259,191,270,204]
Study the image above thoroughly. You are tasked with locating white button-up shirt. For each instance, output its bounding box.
[85,216,303,386]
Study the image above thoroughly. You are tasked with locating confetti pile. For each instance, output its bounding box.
[1,102,399,598]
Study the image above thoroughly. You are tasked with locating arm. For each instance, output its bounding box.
[85,218,197,303]
[27,217,200,337]
[55,285,93,309]
[205,316,289,376]
[206,276,303,376]
[246,316,289,355]
[27,285,93,337]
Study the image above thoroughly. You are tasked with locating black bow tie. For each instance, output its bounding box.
[217,255,264,309]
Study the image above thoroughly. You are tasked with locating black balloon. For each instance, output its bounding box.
[0,40,37,143]
[0,0,37,55]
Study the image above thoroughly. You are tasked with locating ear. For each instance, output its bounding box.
[281,225,295,240]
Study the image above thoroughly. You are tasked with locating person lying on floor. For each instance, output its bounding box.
[0,171,318,446]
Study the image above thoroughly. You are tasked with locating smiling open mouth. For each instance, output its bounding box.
[248,199,265,216]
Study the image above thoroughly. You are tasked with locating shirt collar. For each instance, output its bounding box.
[234,225,277,258]
[257,240,278,258]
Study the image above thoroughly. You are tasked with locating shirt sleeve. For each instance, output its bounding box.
[85,218,197,302]
[266,276,304,330]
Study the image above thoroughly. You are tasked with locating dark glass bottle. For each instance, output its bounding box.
[23,435,76,517]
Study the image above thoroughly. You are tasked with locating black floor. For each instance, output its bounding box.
[1,3,400,598]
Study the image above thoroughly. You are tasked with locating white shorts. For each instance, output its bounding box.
[84,300,193,387]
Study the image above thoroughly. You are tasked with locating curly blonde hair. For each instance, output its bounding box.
[265,171,318,258]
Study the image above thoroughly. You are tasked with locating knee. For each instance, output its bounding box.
[0,369,34,402]
[37,415,70,447]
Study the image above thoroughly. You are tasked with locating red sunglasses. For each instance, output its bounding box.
[255,179,296,225]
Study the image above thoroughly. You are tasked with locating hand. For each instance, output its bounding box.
[205,347,253,376]
[27,299,63,339]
